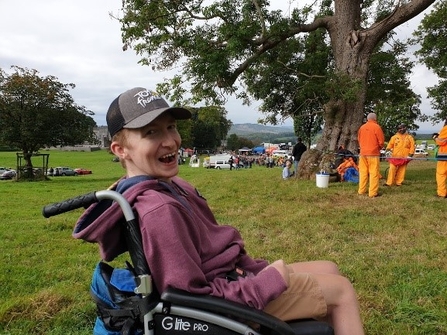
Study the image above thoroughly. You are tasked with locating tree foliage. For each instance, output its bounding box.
[0,66,96,172]
[226,134,255,151]
[367,42,423,139]
[226,134,241,151]
[412,0,447,122]
[180,106,232,150]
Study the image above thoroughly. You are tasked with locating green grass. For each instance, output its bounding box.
[0,150,446,334]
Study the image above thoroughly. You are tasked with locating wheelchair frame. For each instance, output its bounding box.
[43,190,333,335]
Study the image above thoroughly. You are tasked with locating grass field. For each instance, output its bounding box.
[0,149,446,335]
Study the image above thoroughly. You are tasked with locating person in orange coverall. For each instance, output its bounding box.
[357,113,385,197]
[434,119,447,198]
[337,156,358,181]
[384,124,415,186]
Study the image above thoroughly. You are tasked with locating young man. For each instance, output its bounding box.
[384,124,415,186]
[73,87,364,335]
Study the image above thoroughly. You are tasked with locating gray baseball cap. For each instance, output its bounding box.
[106,87,191,137]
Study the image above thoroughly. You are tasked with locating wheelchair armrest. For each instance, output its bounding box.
[161,288,295,335]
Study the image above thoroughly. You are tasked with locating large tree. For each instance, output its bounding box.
[117,0,436,175]
[0,66,96,175]
[412,0,447,123]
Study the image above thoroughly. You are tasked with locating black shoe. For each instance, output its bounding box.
[383,183,390,187]
[436,195,447,198]
[370,193,382,198]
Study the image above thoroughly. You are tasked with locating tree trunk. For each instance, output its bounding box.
[22,151,34,179]
[298,27,371,178]
[317,97,366,153]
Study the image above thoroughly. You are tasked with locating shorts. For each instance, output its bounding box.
[263,269,327,321]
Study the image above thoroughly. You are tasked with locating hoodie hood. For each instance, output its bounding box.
[73,176,178,261]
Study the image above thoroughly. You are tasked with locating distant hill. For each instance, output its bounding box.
[228,123,296,144]
[229,123,294,136]
[228,124,437,142]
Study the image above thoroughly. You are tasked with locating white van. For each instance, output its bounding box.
[271,150,289,158]
[206,154,232,168]
[414,148,428,157]
[214,160,232,169]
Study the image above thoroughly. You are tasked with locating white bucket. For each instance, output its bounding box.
[316,174,330,188]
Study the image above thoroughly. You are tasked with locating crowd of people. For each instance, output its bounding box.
[356,112,447,198]
[202,140,309,181]
[220,151,303,171]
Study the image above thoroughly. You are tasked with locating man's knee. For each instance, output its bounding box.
[321,261,340,275]
[337,276,358,303]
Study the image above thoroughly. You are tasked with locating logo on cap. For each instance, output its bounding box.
[134,89,163,108]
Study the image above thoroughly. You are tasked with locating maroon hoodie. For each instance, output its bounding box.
[73,176,287,310]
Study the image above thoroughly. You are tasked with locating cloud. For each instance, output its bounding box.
[0,0,180,125]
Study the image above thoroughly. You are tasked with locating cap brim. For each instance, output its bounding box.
[123,106,191,130]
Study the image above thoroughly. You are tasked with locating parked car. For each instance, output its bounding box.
[54,167,78,176]
[271,150,290,158]
[414,149,428,158]
[414,148,428,156]
[0,167,10,175]
[206,154,232,169]
[214,160,233,170]
[0,169,16,180]
[74,168,92,175]
[427,144,435,150]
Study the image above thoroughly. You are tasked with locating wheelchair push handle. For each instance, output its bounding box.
[42,191,98,218]
[42,190,135,221]
[42,190,147,277]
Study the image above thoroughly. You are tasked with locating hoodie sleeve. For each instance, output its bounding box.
[137,197,287,310]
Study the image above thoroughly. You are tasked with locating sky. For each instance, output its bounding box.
[0,0,442,133]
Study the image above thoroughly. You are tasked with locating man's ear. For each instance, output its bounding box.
[110,141,126,160]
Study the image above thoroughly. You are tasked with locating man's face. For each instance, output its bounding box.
[121,113,182,181]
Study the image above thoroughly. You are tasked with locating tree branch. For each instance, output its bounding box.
[368,0,436,44]
[220,16,330,87]
[252,0,266,37]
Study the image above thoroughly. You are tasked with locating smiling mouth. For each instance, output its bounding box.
[159,152,176,164]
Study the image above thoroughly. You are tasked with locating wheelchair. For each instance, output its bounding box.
[43,190,334,335]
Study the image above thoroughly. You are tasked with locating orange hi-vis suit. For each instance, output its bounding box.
[358,119,385,197]
[337,157,358,181]
[385,132,415,186]
[435,124,447,197]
